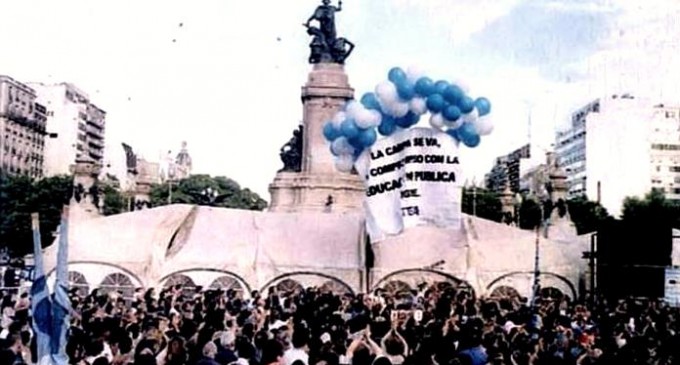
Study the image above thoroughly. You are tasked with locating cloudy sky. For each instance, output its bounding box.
[1,0,679,197]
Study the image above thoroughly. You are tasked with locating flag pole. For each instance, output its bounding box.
[52,206,71,365]
[30,213,51,364]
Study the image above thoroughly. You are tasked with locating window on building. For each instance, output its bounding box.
[671,166,680,172]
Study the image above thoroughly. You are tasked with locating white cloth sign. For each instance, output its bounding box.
[665,267,680,307]
[355,127,464,240]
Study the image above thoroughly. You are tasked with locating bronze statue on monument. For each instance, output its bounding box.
[278,125,304,172]
[303,0,354,64]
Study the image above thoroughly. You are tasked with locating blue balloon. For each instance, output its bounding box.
[457,122,480,147]
[426,94,446,113]
[405,111,420,126]
[341,119,360,139]
[348,136,364,150]
[442,105,462,122]
[358,128,378,147]
[475,97,492,116]
[446,128,460,142]
[388,67,407,84]
[395,111,418,128]
[462,133,481,148]
[442,85,464,104]
[360,92,381,111]
[458,96,475,114]
[323,122,341,141]
[434,80,449,95]
[414,77,435,97]
[378,118,397,136]
[396,81,416,100]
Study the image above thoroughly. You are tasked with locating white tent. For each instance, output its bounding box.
[44,204,588,300]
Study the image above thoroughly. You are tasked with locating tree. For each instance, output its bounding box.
[518,198,542,230]
[0,174,72,256]
[150,174,267,211]
[621,189,679,228]
[101,183,125,216]
[461,187,503,222]
[567,196,612,235]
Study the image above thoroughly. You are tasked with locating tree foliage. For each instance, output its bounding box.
[518,198,542,230]
[621,189,679,228]
[0,174,72,256]
[567,196,612,235]
[101,183,125,216]
[150,174,267,211]
[461,187,502,222]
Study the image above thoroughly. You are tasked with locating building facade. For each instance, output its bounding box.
[485,144,531,193]
[557,95,680,217]
[555,99,601,198]
[29,83,106,176]
[159,142,193,183]
[0,76,48,178]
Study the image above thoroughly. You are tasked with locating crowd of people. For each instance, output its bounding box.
[0,282,679,365]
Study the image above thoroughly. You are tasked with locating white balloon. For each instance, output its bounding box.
[354,109,371,129]
[474,117,494,136]
[429,113,446,130]
[462,108,479,124]
[367,110,383,127]
[355,109,380,129]
[331,111,347,129]
[406,65,425,85]
[345,100,364,120]
[409,97,428,115]
[389,101,410,118]
[331,137,355,156]
[335,154,355,173]
[443,118,464,130]
[375,80,398,103]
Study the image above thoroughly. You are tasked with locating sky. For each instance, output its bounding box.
[1,0,679,198]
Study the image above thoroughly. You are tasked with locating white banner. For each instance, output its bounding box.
[355,127,464,240]
[665,267,680,307]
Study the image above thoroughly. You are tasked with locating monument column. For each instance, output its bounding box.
[301,64,354,174]
[268,0,364,213]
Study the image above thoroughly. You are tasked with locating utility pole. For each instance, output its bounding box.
[530,201,544,307]
[472,177,477,217]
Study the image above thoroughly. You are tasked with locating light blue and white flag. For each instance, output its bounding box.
[31,208,71,365]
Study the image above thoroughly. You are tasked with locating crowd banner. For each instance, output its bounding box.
[665,267,680,307]
[355,127,464,240]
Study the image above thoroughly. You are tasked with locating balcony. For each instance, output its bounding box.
[88,149,104,161]
[86,119,104,130]
[88,138,104,149]
[86,129,104,138]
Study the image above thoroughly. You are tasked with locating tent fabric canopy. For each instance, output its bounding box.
[44,205,366,290]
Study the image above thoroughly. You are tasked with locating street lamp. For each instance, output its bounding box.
[530,197,550,307]
[167,163,177,205]
[201,187,219,205]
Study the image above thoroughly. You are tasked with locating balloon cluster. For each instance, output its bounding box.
[323,66,493,172]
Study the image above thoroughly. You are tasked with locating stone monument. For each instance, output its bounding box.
[269,0,363,213]
[69,157,102,220]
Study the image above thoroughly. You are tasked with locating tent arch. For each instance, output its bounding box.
[372,269,475,297]
[486,271,577,300]
[159,268,252,294]
[47,260,145,290]
[259,271,355,295]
